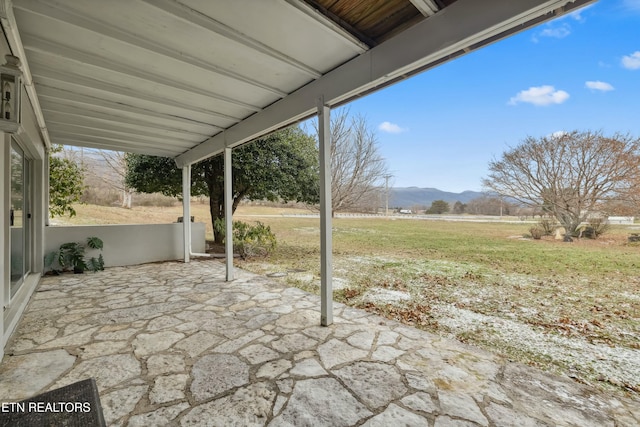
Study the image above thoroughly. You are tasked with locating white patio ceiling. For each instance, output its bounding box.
[10,0,593,165]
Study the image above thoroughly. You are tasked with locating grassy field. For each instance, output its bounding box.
[58,203,640,395]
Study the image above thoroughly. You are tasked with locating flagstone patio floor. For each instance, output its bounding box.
[0,260,638,426]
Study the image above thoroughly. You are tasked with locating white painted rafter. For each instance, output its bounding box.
[408,0,440,16]
[141,0,323,79]
[30,67,236,125]
[0,0,51,148]
[281,0,370,50]
[48,129,189,151]
[50,136,181,157]
[42,110,207,142]
[13,0,288,98]
[40,103,214,138]
[35,84,222,129]
[21,33,263,113]
[45,122,193,148]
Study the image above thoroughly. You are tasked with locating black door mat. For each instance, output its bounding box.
[0,378,106,426]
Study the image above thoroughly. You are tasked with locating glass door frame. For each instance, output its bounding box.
[9,137,31,299]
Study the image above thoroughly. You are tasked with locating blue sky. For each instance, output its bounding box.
[343,0,640,193]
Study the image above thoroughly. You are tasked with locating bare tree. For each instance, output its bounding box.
[317,109,389,216]
[466,195,515,216]
[483,130,640,235]
[87,150,134,208]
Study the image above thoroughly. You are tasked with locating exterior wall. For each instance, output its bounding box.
[45,223,206,267]
[0,29,48,351]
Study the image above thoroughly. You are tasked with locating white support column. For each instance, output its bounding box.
[318,97,333,326]
[224,146,234,281]
[182,165,191,263]
[44,148,50,226]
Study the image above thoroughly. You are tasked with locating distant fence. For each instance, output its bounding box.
[607,216,635,225]
[282,213,636,225]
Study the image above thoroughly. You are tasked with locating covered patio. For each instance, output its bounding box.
[1,0,600,345]
[1,260,638,426]
[4,0,639,424]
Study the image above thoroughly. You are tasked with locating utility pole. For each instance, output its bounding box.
[384,174,392,216]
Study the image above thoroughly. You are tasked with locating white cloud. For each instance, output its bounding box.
[585,80,614,91]
[540,25,571,39]
[623,0,640,11]
[533,4,591,42]
[508,86,570,106]
[549,131,568,139]
[532,23,571,42]
[378,121,407,134]
[567,4,594,22]
[622,51,640,70]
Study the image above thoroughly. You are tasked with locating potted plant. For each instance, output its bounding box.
[45,237,105,274]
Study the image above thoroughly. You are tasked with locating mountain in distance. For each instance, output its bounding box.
[388,187,484,209]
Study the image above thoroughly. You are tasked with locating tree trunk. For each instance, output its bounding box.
[121,190,132,209]
[557,212,580,237]
[205,167,247,245]
[210,196,224,244]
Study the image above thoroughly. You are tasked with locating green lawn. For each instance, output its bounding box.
[250,216,639,278]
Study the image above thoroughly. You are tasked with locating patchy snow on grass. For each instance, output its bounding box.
[334,227,379,234]
[434,303,640,391]
[253,251,639,394]
[406,259,488,278]
[332,277,350,290]
[363,287,412,304]
[622,292,640,302]
[292,227,319,234]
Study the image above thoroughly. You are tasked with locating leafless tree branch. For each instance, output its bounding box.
[483,130,640,234]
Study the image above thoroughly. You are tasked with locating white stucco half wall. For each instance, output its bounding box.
[45,223,206,267]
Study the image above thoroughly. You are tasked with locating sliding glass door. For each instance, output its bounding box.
[10,139,30,297]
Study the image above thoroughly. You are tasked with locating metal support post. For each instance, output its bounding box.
[318,97,333,326]
[224,146,234,281]
[182,165,191,263]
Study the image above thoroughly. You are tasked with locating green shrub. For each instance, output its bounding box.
[538,217,558,236]
[529,226,544,240]
[45,237,105,274]
[578,217,610,239]
[215,219,277,259]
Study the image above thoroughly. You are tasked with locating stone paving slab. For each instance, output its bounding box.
[0,260,638,426]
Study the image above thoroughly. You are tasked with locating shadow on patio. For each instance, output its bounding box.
[0,260,638,426]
